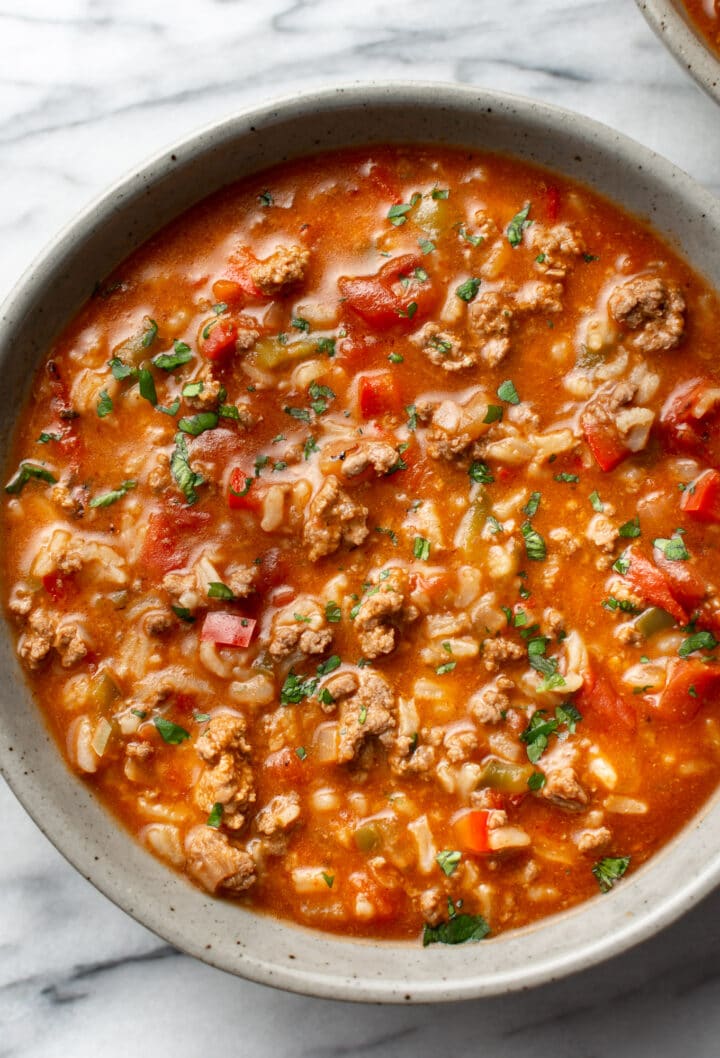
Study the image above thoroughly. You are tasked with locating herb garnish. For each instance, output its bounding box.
[592,855,630,893]
[89,479,137,509]
[5,462,57,495]
[507,203,532,247]
[153,717,191,744]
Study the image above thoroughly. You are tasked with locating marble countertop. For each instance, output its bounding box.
[3,0,720,1054]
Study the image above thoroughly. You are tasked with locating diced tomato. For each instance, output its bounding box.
[212,279,245,306]
[623,548,688,626]
[660,377,720,465]
[577,669,637,732]
[358,373,402,419]
[651,659,720,724]
[367,161,401,200]
[224,246,264,299]
[339,253,438,329]
[681,469,720,523]
[228,467,262,511]
[140,507,211,576]
[654,551,707,611]
[581,416,630,472]
[199,318,238,361]
[201,612,256,648]
[453,809,491,854]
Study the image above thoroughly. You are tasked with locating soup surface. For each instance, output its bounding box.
[4,145,720,946]
[682,0,720,54]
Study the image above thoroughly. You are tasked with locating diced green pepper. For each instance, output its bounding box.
[88,671,121,711]
[254,337,316,371]
[478,756,534,794]
[634,607,675,638]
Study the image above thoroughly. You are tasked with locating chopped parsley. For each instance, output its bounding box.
[528,772,546,791]
[96,390,113,417]
[618,516,641,539]
[291,317,310,332]
[483,404,503,424]
[37,431,62,444]
[295,746,308,760]
[284,405,311,423]
[170,432,205,505]
[436,661,456,675]
[431,187,449,200]
[520,704,581,763]
[138,368,157,406]
[316,337,336,358]
[317,655,341,676]
[376,526,398,546]
[418,237,435,254]
[554,472,579,484]
[258,190,273,207]
[497,379,520,405]
[678,630,718,658]
[308,381,335,415]
[589,490,604,512]
[153,717,190,744]
[422,913,490,947]
[182,381,204,398]
[455,277,481,302]
[592,855,630,893]
[654,532,689,561]
[522,521,546,561]
[469,460,494,485]
[207,582,234,600]
[171,605,195,623]
[5,462,57,495]
[613,551,631,575]
[178,412,218,436]
[388,352,404,364]
[456,223,483,247]
[88,479,137,509]
[325,601,342,624]
[303,435,320,460]
[387,193,421,226]
[602,596,642,615]
[507,202,532,247]
[153,340,193,371]
[206,803,224,828]
[322,871,334,888]
[522,491,541,518]
[280,670,320,705]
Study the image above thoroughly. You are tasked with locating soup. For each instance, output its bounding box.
[4,145,720,945]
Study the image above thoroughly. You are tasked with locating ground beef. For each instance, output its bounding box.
[528,223,584,278]
[586,513,619,553]
[354,589,404,659]
[470,677,513,724]
[419,887,446,926]
[337,671,395,763]
[225,564,257,598]
[581,379,655,456]
[608,275,685,352]
[185,826,256,894]
[414,322,476,372]
[575,825,612,852]
[468,289,514,367]
[254,792,301,837]
[185,363,222,409]
[339,440,399,479]
[18,608,88,669]
[145,610,174,635]
[51,482,88,517]
[542,767,588,811]
[194,714,255,830]
[303,475,368,561]
[268,602,333,660]
[443,726,478,763]
[251,245,310,296]
[481,637,525,673]
[515,279,564,314]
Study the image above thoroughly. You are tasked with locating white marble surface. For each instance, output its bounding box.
[3,0,720,1053]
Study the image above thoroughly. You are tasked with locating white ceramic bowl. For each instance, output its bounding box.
[637,0,720,105]
[2,83,720,1003]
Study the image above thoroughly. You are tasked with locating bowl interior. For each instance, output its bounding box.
[3,83,720,1002]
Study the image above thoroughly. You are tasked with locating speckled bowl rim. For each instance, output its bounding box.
[2,82,720,1004]
[637,0,720,105]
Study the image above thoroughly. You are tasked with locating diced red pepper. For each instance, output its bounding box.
[261,747,305,787]
[358,373,403,419]
[224,247,265,299]
[199,318,238,361]
[339,253,438,329]
[651,659,720,724]
[577,669,636,732]
[623,548,688,626]
[660,377,720,465]
[544,184,561,223]
[42,570,74,604]
[212,279,245,306]
[228,468,262,511]
[255,547,290,592]
[681,469,720,523]
[453,809,491,854]
[201,612,256,648]
[581,416,630,472]
[140,507,211,576]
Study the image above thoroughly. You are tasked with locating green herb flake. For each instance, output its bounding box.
[507,202,532,247]
[325,601,342,624]
[679,630,718,658]
[455,277,481,302]
[280,669,320,706]
[592,855,630,893]
[522,492,541,518]
[182,381,204,398]
[613,551,631,575]
[141,318,159,348]
[5,462,57,495]
[555,472,579,484]
[618,516,641,539]
[206,803,224,828]
[418,238,435,255]
[178,412,218,436]
[170,432,205,505]
[157,399,181,417]
[387,194,421,226]
[284,405,311,423]
[376,526,398,546]
[497,379,520,405]
[388,352,404,364]
[89,479,137,509]
[308,380,336,415]
[258,190,273,207]
[602,596,642,615]
[37,431,62,444]
[153,716,191,745]
[131,708,147,720]
[296,746,308,760]
[422,913,490,947]
[654,533,690,561]
[322,871,334,888]
[193,712,211,723]
[528,772,546,791]
[316,336,336,358]
[317,655,342,677]
[171,605,195,623]
[153,341,193,371]
[469,460,494,485]
[97,390,114,418]
[589,490,604,512]
[483,404,503,425]
[436,661,457,675]
[436,850,462,877]
[207,582,234,601]
[303,435,320,460]
[138,368,158,406]
[413,536,431,561]
[291,317,310,333]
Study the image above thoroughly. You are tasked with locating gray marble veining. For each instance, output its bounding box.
[2,0,720,1054]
